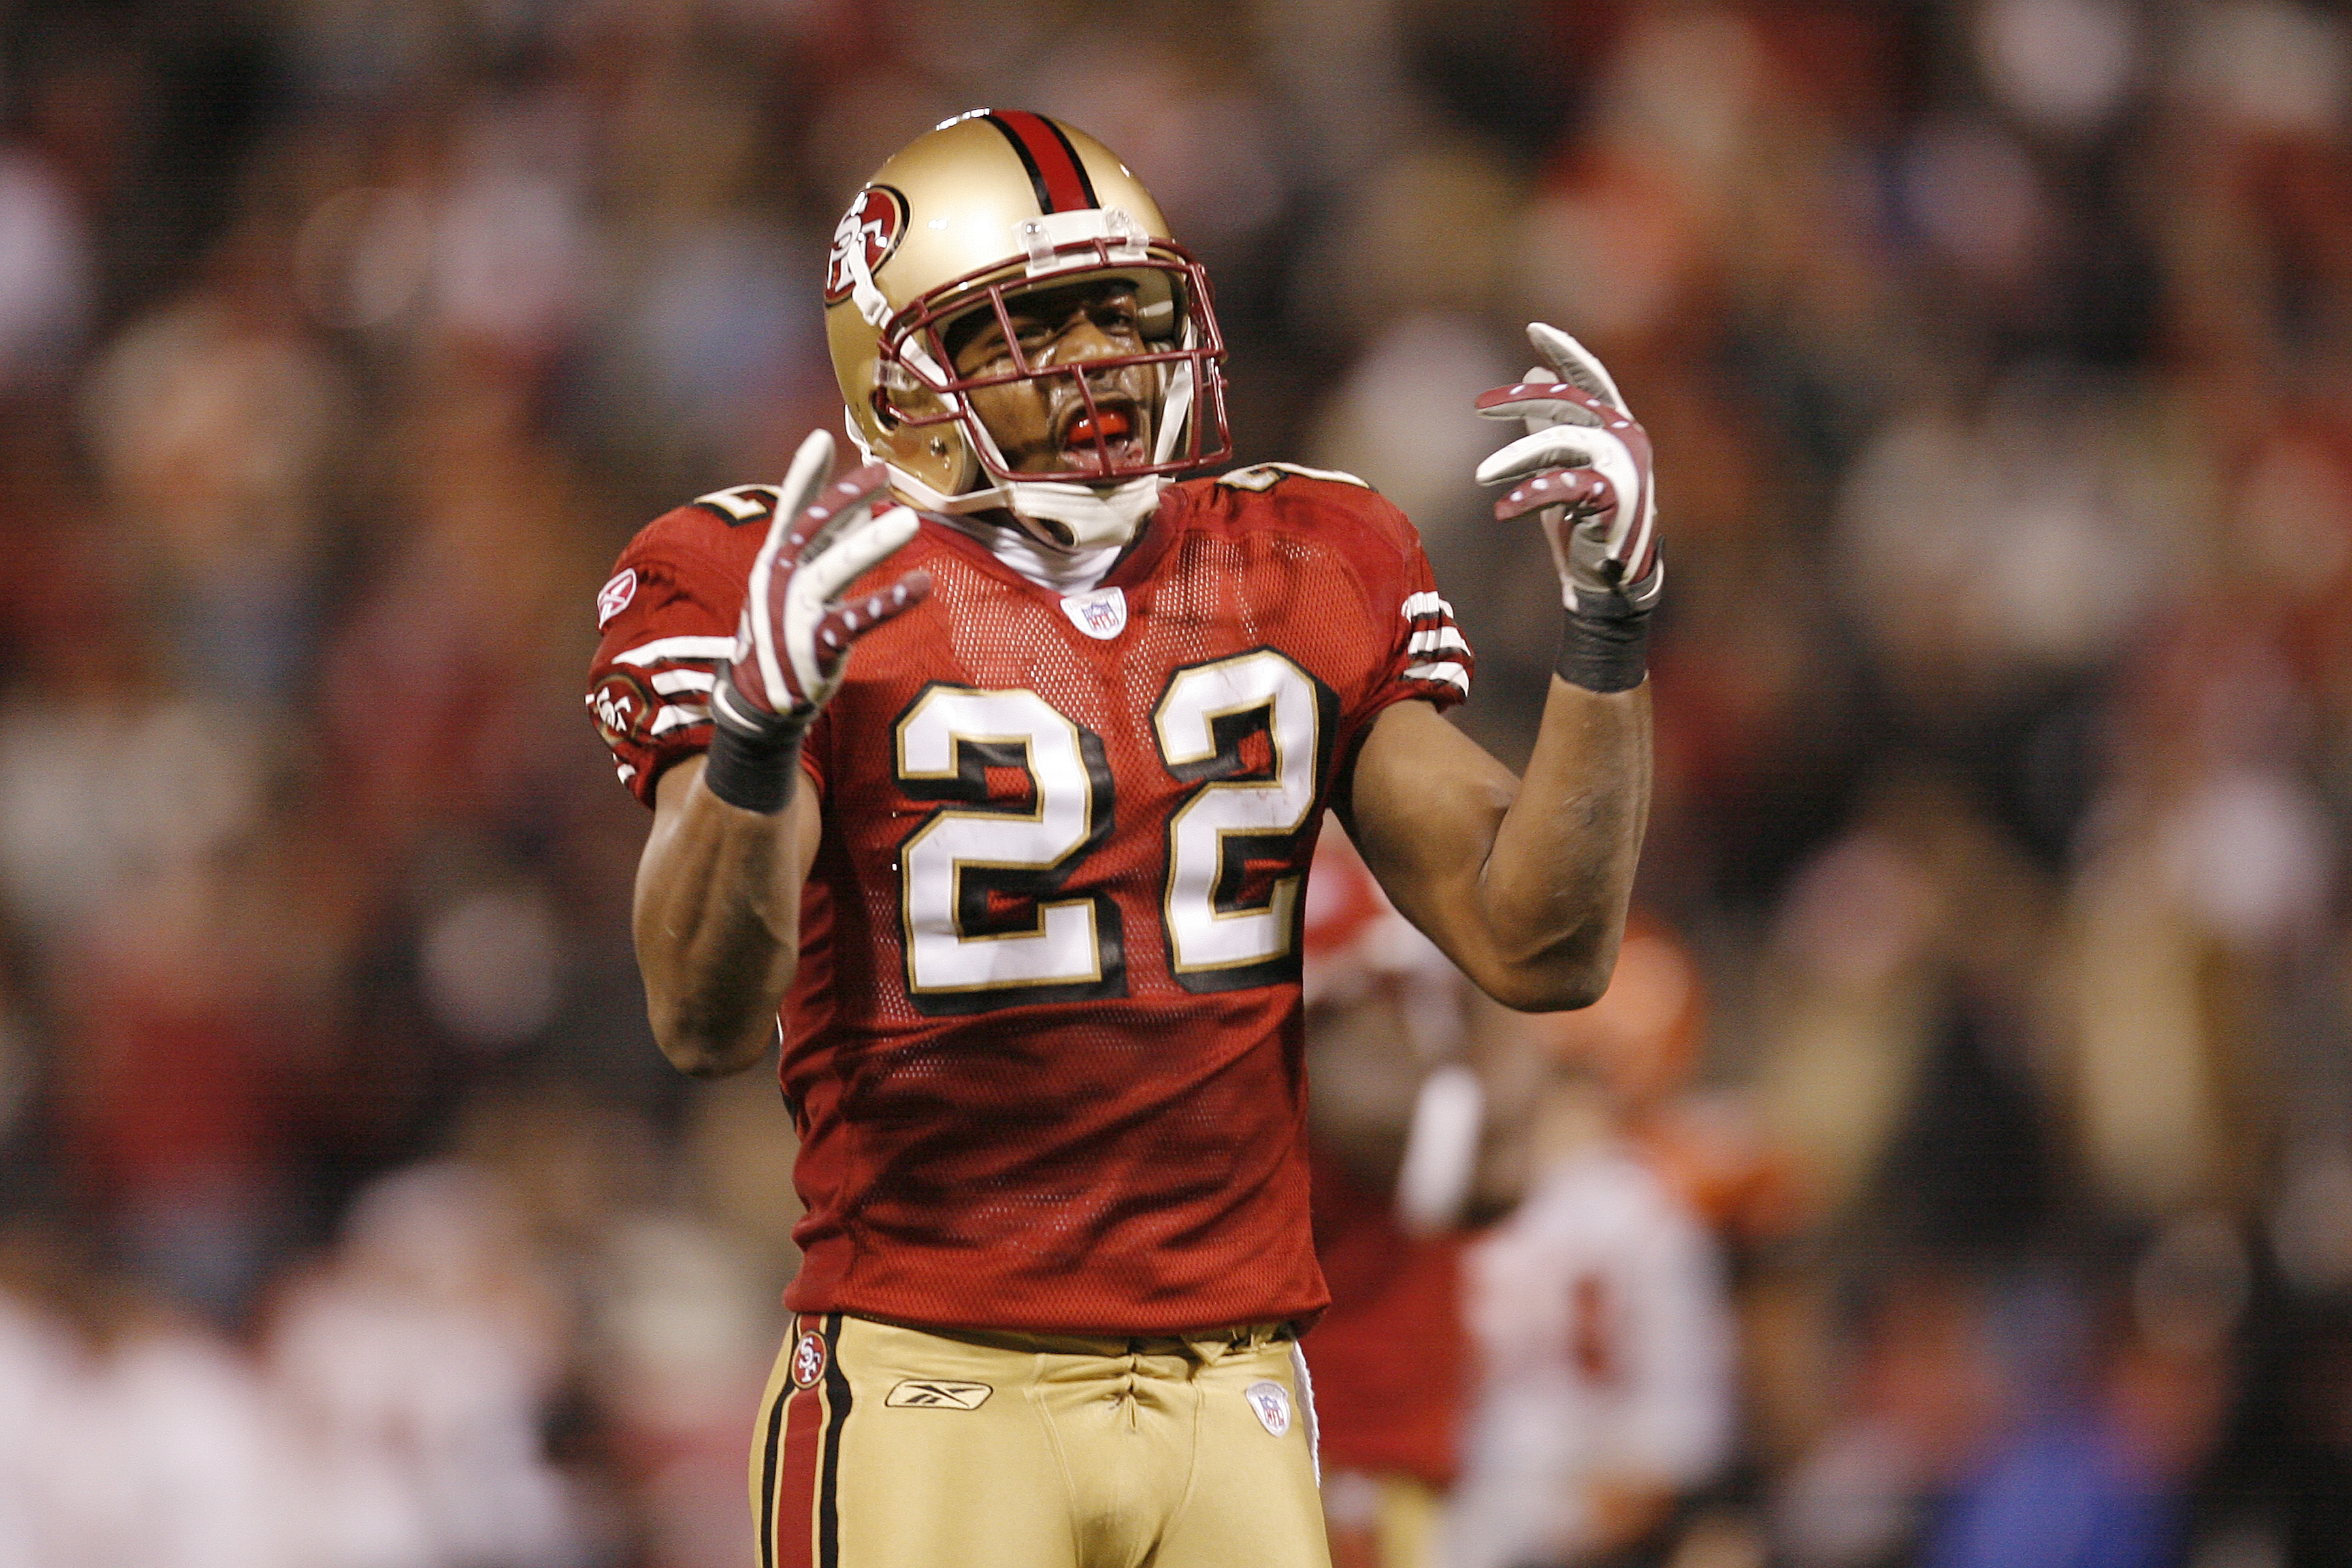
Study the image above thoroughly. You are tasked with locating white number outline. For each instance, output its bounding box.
[892,684,1124,1015]
[691,483,782,524]
[1215,462,1371,493]
[886,654,1335,1010]
[1152,649,1333,992]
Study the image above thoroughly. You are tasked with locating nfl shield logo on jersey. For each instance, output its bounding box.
[1060,587,1128,640]
[791,1331,827,1388]
[1245,1380,1292,1437]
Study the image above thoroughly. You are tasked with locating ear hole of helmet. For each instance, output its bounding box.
[876,356,950,420]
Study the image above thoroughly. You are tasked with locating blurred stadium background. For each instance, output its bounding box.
[0,0,2346,1563]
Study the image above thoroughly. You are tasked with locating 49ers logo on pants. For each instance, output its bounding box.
[792,1330,828,1388]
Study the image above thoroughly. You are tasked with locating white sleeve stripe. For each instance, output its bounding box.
[649,704,711,736]
[615,635,736,666]
[1404,661,1471,692]
[1400,591,1456,620]
[1406,627,1469,656]
[650,668,716,694]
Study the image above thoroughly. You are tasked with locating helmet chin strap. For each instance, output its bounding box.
[955,380,1183,553]
[1001,474,1168,551]
[845,408,1164,551]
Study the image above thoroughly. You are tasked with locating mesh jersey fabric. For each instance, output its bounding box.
[585,468,1472,1334]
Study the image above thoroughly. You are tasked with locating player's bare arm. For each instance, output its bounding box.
[1348,683,1650,1013]
[1348,324,1661,1013]
[635,756,822,1075]
[632,432,928,1075]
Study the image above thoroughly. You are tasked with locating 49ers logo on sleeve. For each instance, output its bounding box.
[825,186,909,304]
[791,1330,828,1388]
[588,670,657,748]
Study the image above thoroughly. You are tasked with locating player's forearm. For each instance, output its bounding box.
[1471,676,1651,1009]
[619,436,921,1077]
[633,757,812,1075]
[1455,323,1659,1009]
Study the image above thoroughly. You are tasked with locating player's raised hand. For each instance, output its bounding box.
[1474,323,1661,621]
[704,430,930,811]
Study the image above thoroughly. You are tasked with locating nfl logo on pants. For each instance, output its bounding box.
[1246,1380,1291,1437]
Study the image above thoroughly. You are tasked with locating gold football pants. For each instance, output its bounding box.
[753,1313,1331,1568]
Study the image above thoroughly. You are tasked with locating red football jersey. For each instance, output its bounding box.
[586,465,1472,1333]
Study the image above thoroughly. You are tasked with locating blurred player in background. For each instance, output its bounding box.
[1299,823,1478,1568]
[1448,921,1746,1568]
[587,110,1661,1568]
[1302,847,1762,1568]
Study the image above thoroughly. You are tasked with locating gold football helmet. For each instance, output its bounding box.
[823,110,1230,551]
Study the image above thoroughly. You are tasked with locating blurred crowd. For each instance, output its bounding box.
[0,0,2345,1563]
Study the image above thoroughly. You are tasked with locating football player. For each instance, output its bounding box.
[585,109,1660,1568]
[1448,923,1740,1568]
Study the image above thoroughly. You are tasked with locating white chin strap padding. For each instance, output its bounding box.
[1002,475,1166,551]
[845,402,1159,553]
[1154,359,1195,467]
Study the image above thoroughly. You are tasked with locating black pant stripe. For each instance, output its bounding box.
[817,1312,852,1568]
[759,1318,795,1568]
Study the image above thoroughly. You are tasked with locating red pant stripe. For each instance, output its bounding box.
[767,1315,830,1568]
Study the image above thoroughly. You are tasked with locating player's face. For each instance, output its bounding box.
[946,278,1157,478]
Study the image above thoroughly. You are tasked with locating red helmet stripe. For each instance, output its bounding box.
[983,111,1100,214]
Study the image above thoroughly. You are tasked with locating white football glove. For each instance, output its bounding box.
[705,430,928,809]
[1475,323,1661,618]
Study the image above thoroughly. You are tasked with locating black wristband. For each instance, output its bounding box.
[702,668,808,813]
[703,722,802,813]
[1555,606,1650,693]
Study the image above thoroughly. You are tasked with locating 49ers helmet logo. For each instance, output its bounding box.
[825,186,908,304]
[791,1330,828,1388]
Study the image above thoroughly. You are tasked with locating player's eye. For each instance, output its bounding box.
[945,304,1024,370]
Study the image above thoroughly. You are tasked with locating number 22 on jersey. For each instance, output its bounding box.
[892,649,1332,1015]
